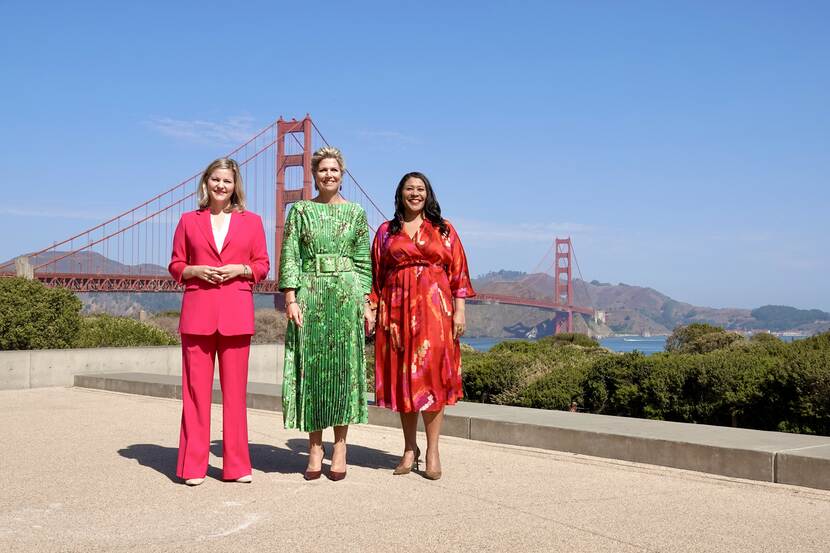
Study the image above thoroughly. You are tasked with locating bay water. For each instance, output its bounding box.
[461,335,667,354]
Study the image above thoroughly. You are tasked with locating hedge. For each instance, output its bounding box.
[461,329,830,436]
[75,314,179,348]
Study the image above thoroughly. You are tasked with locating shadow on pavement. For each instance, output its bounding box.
[118,437,401,481]
[280,438,400,471]
[213,439,401,474]
[117,443,222,482]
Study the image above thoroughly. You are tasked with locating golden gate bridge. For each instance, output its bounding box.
[0,116,595,333]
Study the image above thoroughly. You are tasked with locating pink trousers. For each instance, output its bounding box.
[176,333,252,480]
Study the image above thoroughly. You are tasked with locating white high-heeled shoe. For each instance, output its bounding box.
[234,475,252,483]
[184,477,205,486]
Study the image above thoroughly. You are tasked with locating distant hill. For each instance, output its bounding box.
[4,251,168,276]
[469,271,830,337]
[750,305,830,332]
[79,292,276,316]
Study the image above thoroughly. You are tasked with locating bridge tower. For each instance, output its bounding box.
[275,116,313,287]
[553,237,574,334]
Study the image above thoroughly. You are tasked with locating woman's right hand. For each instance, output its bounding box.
[185,265,221,284]
[286,301,303,328]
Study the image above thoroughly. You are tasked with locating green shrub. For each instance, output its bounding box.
[581,352,652,417]
[666,323,743,354]
[579,338,830,433]
[515,345,607,410]
[542,333,600,348]
[463,335,606,407]
[0,277,82,350]
[75,314,179,348]
[365,341,375,391]
[462,350,531,403]
[760,333,830,434]
[458,330,830,436]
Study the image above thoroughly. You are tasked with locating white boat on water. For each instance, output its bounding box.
[623,335,663,342]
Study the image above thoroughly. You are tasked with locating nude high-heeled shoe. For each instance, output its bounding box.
[393,446,421,476]
[184,477,205,486]
[423,450,442,480]
[423,469,442,481]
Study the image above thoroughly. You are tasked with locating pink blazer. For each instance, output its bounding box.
[169,209,270,336]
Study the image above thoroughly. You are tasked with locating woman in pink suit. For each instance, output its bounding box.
[168,157,270,486]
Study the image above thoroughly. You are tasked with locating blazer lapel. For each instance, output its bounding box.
[197,210,220,257]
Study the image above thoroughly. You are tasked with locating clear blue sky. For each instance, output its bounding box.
[2,1,828,311]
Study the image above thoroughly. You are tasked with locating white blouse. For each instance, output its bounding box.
[211,213,231,253]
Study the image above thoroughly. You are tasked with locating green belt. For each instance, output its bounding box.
[301,254,354,275]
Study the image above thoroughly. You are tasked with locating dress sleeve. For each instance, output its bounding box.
[351,207,372,295]
[168,216,188,284]
[249,213,270,283]
[446,222,475,298]
[369,223,387,305]
[278,204,301,290]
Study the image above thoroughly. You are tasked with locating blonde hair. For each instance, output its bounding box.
[311,146,346,189]
[197,158,246,211]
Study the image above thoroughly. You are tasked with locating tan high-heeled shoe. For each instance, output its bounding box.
[423,450,442,480]
[393,446,421,476]
[423,469,442,481]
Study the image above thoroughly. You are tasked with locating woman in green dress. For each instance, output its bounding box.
[279,146,374,481]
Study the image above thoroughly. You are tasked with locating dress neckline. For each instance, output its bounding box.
[402,218,426,241]
[308,199,351,207]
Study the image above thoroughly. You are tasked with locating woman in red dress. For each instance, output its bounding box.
[369,171,475,480]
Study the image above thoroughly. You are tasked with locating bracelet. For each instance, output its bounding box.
[287,300,297,306]
[243,265,251,276]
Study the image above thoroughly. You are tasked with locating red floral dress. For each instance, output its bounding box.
[371,219,475,412]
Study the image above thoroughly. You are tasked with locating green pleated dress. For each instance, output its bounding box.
[279,201,371,432]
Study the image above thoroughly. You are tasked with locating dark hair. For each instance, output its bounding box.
[388,171,448,236]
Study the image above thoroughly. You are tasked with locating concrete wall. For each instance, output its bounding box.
[0,344,284,390]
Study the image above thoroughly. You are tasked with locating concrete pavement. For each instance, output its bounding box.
[1,387,829,552]
[75,372,830,490]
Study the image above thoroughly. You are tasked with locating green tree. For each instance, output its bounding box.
[0,277,82,350]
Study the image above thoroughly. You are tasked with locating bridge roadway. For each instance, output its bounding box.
[2,272,593,314]
[2,386,828,552]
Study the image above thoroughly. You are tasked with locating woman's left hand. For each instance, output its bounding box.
[452,310,466,340]
[214,264,245,282]
[364,304,376,335]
